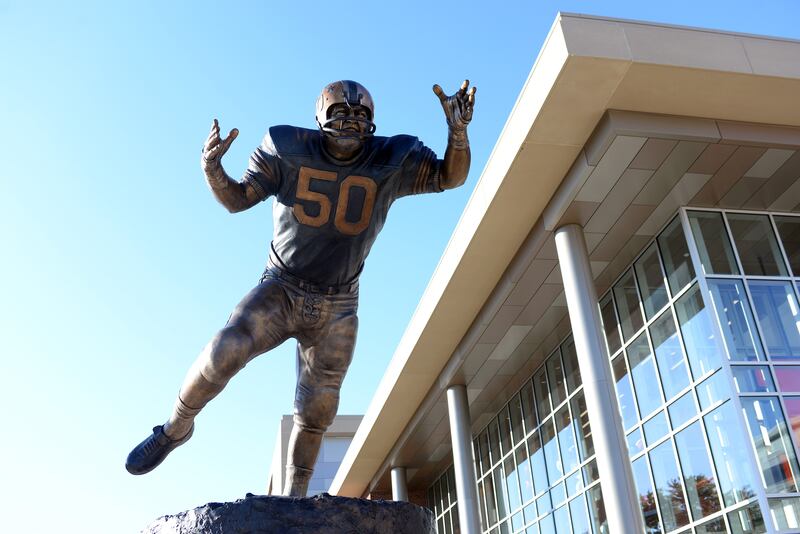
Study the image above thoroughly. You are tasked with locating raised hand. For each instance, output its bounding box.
[432,79,476,131]
[202,119,238,171]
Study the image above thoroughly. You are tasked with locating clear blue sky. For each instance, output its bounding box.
[2,1,799,532]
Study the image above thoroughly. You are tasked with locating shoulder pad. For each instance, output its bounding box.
[370,134,420,167]
[267,125,318,156]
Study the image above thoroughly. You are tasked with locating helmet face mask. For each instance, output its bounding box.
[316,80,376,142]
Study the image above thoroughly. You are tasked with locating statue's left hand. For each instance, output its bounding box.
[202,119,238,173]
[433,79,476,131]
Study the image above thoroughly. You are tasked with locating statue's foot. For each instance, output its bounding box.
[125,424,193,475]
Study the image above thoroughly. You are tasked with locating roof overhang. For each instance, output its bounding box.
[331,13,800,498]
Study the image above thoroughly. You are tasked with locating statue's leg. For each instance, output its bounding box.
[284,299,358,497]
[164,278,293,439]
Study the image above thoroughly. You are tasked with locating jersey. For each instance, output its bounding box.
[243,126,442,286]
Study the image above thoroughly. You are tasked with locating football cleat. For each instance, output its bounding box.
[125,424,194,475]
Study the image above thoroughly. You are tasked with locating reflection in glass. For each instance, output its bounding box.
[523,500,537,525]
[520,381,537,433]
[658,216,696,294]
[587,485,607,534]
[536,491,552,515]
[476,480,487,529]
[504,455,522,514]
[707,279,764,361]
[541,418,562,484]
[515,443,534,505]
[731,366,775,393]
[561,337,581,392]
[727,502,766,534]
[528,432,548,495]
[748,280,800,360]
[628,332,663,418]
[632,455,662,533]
[498,407,512,457]
[649,439,690,531]
[740,397,800,493]
[565,470,583,497]
[727,213,788,276]
[550,481,566,506]
[674,422,721,519]
[783,397,800,456]
[627,427,645,458]
[703,402,757,507]
[775,367,800,392]
[583,459,599,485]
[509,394,524,446]
[493,464,509,520]
[695,517,726,534]
[650,310,691,400]
[668,391,697,430]
[538,513,555,534]
[643,411,669,445]
[613,355,639,429]
[479,429,491,476]
[675,284,723,379]
[687,210,739,275]
[483,475,498,525]
[533,369,551,422]
[571,392,594,460]
[553,505,570,534]
[546,350,567,408]
[697,371,729,411]
[488,418,501,467]
[769,497,800,531]
[569,493,591,534]
[774,215,800,276]
[600,293,622,356]
[555,406,579,475]
[635,242,670,319]
[511,511,523,532]
[614,269,645,340]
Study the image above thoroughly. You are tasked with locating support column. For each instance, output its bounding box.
[446,384,481,534]
[391,467,409,502]
[554,224,644,533]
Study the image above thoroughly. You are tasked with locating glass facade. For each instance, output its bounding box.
[428,208,800,534]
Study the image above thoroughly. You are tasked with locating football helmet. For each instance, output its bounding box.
[315,80,376,139]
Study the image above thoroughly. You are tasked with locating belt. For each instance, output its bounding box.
[264,263,358,295]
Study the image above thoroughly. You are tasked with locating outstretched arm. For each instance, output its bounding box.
[432,80,476,190]
[201,119,261,213]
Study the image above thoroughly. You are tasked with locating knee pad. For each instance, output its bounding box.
[202,327,251,384]
[293,386,340,433]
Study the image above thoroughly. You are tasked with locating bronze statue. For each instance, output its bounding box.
[126,79,476,496]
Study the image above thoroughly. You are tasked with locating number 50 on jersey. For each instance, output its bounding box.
[293,166,377,236]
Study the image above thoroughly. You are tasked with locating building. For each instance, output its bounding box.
[329,13,800,534]
[266,414,362,497]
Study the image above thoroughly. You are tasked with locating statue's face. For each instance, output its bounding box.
[327,104,371,136]
[323,103,372,157]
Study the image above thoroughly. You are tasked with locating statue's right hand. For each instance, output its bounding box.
[201,119,238,171]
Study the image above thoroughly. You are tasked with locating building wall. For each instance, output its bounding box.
[429,208,800,533]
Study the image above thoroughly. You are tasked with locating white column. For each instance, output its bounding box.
[555,224,644,533]
[391,467,409,502]
[446,384,481,534]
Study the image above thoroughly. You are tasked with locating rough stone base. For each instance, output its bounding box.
[142,493,435,534]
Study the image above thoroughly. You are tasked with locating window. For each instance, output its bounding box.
[727,213,787,276]
[688,210,739,275]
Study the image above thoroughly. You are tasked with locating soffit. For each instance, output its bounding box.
[331,13,800,499]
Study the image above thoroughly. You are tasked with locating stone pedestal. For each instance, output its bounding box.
[142,493,435,534]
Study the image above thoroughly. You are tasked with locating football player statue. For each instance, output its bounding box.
[126,79,476,497]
